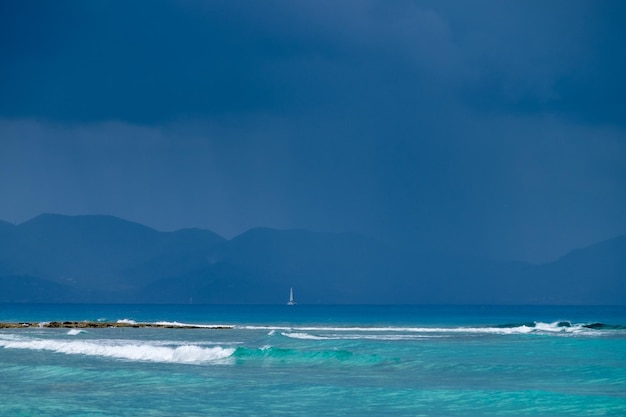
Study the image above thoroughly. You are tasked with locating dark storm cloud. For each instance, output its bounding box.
[2,0,624,125]
[441,0,626,126]
[0,1,459,124]
[1,0,281,122]
[0,0,625,262]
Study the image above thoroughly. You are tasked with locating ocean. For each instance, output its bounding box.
[1,304,625,416]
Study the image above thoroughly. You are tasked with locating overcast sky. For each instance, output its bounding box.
[1,0,625,263]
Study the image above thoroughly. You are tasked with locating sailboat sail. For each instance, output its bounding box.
[287,288,296,305]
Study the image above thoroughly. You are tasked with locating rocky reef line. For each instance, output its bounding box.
[0,321,232,329]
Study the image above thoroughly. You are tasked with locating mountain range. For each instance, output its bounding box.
[0,214,624,304]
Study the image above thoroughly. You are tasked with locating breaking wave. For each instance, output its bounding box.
[0,334,375,365]
[1,320,621,367]
[153,321,231,328]
[240,321,625,337]
[110,319,231,328]
[281,332,330,340]
[282,332,442,341]
[488,321,625,334]
[0,335,234,364]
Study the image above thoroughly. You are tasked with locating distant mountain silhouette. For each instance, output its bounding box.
[0,214,225,301]
[531,235,626,304]
[0,214,624,304]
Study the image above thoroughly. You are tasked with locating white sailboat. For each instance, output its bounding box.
[287,287,296,305]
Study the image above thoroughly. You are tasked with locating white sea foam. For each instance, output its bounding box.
[239,325,291,331]
[241,322,605,337]
[281,332,445,340]
[67,329,86,336]
[0,336,235,364]
[99,320,598,335]
[533,321,585,334]
[153,321,230,328]
[154,321,191,327]
[281,332,330,340]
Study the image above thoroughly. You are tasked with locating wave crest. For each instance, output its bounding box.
[242,321,625,338]
[0,336,234,364]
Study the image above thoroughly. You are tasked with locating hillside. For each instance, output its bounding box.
[0,214,624,304]
[0,214,225,300]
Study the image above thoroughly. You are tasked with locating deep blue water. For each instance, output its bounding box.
[1,304,625,416]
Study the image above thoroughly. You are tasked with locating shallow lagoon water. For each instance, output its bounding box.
[1,304,625,416]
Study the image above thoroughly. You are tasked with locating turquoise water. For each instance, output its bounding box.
[1,305,625,416]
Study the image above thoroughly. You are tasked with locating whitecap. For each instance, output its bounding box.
[0,337,235,364]
[153,321,230,328]
[281,332,330,340]
[239,322,606,337]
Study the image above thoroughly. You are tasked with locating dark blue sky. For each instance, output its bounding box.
[1,0,625,263]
